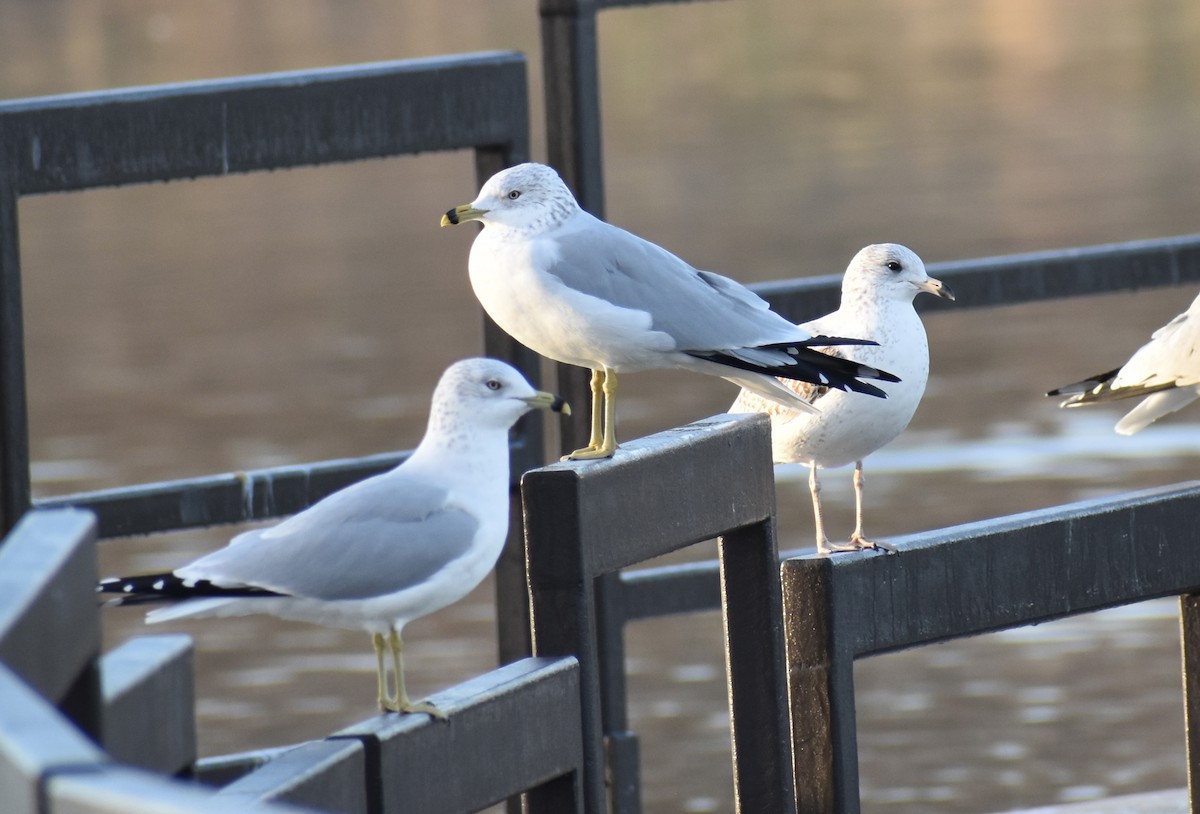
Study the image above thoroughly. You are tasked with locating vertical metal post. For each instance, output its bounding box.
[1181,593,1200,814]
[539,0,605,457]
[523,466,608,814]
[781,558,860,814]
[595,572,640,812]
[719,519,797,814]
[474,141,549,670]
[0,156,30,537]
[538,0,606,216]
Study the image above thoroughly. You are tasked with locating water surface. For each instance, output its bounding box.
[5,2,1200,811]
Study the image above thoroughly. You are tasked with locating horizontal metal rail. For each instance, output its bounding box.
[37,451,408,539]
[782,481,1200,813]
[2,51,534,537]
[756,233,1200,323]
[0,52,529,193]
[35,232,1200,542]
[522,413,795,814]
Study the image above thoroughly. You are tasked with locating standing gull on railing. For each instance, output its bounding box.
[1047,290,1200,434]
[730,244,954,554]
[441,162,898,460]
[99,358,568,718]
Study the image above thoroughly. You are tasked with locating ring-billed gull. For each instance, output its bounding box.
[99,358,569,718]
[1048,290,1200,434]
[440,162,898,460]
[730,244,953,554]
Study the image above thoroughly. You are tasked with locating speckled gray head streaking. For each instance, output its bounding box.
[98,357,568,717]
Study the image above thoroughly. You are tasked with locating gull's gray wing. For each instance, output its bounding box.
[176,473,480,601]
[543,216,806,351]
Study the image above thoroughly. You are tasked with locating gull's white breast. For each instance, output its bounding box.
[468,227,676,371]
[770,306,930,468]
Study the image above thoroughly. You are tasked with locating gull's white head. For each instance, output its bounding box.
[427,357,569,436]
[844,243,955,304]
[440,163,581,235]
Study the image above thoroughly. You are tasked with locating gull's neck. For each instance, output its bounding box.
[835,281,920,332]
[488,199,584,240]
[406,418,511,488]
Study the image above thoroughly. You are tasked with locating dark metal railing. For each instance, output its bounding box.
[2,6,1199,811]
[522,413,793,814]
[782,483,1200,813]
[0,51,535,537]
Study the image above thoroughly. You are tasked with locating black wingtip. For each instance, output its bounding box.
[97,572,281,607]
[687,344,900,399]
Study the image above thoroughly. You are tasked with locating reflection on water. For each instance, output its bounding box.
[5,1,1200,812]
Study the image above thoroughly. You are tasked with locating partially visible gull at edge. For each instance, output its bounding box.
[99,358,569,719]
[441,162,899,460]
[1048,290,1200,435]
[730,244,954,555]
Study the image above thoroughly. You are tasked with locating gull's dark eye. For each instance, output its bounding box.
[886,261,903,272]
[507,190,521,200]
[485,379,502,391]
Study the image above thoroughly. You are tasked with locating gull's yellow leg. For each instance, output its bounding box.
[565,368,612,460]
[588,369,605,448]
[567,369,619,459]
[598,369,619,455]
[372,632,392,711]
[387,629,446,720]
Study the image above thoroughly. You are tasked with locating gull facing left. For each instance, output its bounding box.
[730,244,953,554]
[99,358,568,718]
[441,163,898,460]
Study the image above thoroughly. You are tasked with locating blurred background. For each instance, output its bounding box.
[4,1,1200,811]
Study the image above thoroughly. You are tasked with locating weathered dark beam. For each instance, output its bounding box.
[0,165,27,536]
[788,480,1200,658]
[781,480,1200,814]
[620,560,725,621]
[37,452,409,539]
[538,0,606,457]
[46,764,313,814]
[719,516,796,814]
[781,555,860,814]
[523,413,793,814]
[334,657,583,814]
[0,509,101,737]
[1181,594,1200,814]
[755,234,1200,324]
[218,740,368,814]
[0,662,107,814]
[1,53,531,539]
[0,53,529,195]
[99,635,195,775]
[525,416,777,578]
